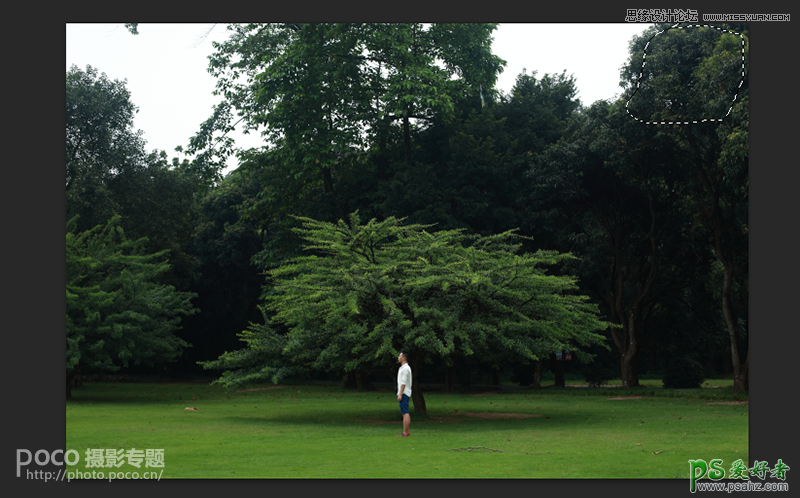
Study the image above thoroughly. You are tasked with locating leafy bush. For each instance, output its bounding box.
[662,356,706,389]
[582,366,615,387]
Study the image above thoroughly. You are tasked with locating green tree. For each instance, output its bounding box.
[66,215,198,397]
[527,98,690,388]
[189,23,505,215]
[375,68,582,238]
[66,65,147,231]
[67,64,212,295]
[497,69,582,158]
[181,167,270,373]
[620,23,749,391]
[202,213,610,415]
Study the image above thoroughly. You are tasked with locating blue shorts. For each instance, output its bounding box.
[399,394,410,414]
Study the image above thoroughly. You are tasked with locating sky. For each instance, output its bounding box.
[66,23,649,175]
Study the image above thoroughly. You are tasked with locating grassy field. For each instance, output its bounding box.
[65,379,748,479]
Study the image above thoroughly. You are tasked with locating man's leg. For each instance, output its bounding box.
[403,413,410,435]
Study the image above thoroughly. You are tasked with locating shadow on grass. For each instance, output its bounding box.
[215,407,593,433]
[67,382,748,407]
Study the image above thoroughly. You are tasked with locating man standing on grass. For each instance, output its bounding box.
[396,351,412,437]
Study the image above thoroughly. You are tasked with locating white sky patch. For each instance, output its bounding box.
[66,23,649,175]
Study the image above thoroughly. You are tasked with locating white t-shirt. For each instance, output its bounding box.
[397,363,412,397]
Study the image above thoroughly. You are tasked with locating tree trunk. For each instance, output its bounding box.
[621,354,639,388]
[376,116,389,180]
[532,360,542,388]
[605,186,662,390]
[410,355,427,416]
[721,262,747,392]
[402,113,411,163]
[321,166,345,221]
[621,309,640,388]
[688,131,747,393]
[66,367,81,399]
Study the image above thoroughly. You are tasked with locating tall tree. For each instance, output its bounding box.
[66,65,147,231]
[201,214,611,414]
[497,69,582,158]
[620,23,749,391]
[376,68,582,240]
[189,23,506,212]
[67,216,197,397]
[180,167,269,374]
[528,98,687,387]
[67,64,212,294]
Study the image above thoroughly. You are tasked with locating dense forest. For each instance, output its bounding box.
[66,23,749,399]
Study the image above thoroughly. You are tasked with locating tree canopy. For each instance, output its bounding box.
[202,214,610,414]
[66,215,198,397]
[188,23,506,210]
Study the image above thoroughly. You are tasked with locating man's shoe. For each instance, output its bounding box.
[395,433,410,437]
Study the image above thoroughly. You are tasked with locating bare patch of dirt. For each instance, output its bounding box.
[419,417,466,423]
[606,396,645,400]
[235,386,288,393]
[705,401,748,405]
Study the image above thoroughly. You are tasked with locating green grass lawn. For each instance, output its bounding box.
[66,381,748,478]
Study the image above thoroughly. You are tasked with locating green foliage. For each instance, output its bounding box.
[582,365,616,388]
[498,69,582,156]
[375,70,583,239]
[191,23,505,189]
[182,169,270,370]
[66,216,198,392]
[66,65,147,230]
[662,356,706,389]
[377,106,527,234]
[202,213,610,389]
[622,24,747,124]
[67,64,212,295]
[619,24,749,390]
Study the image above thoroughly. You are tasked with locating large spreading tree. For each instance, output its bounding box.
[202,214,610,414]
